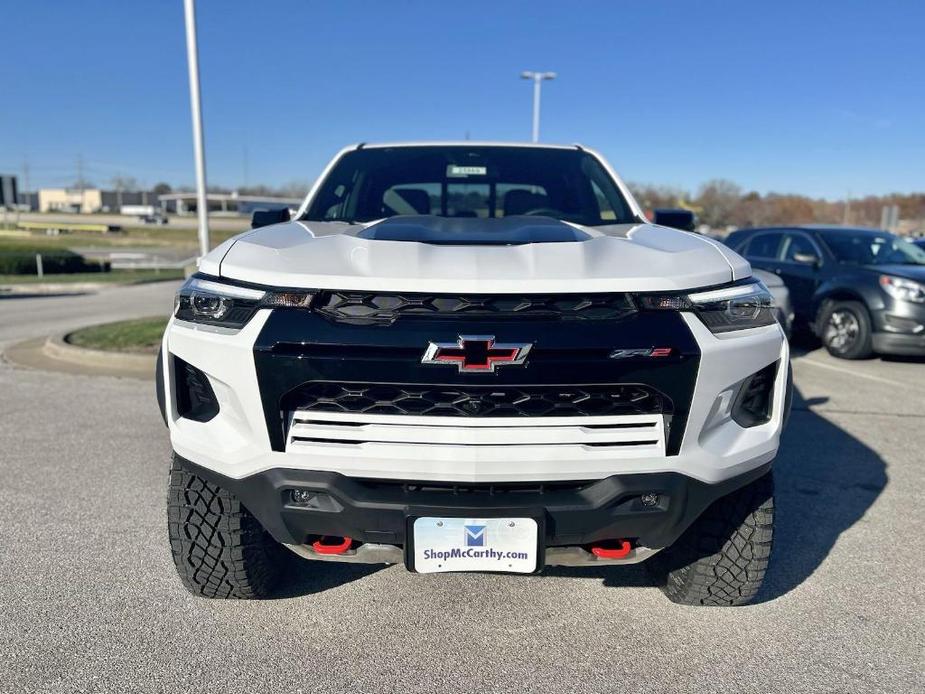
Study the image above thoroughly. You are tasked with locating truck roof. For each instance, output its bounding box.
[354,141,583,151]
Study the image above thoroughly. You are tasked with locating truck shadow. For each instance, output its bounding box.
[275,558,383,598]
[546,384,888,603]
[753,385,887,602]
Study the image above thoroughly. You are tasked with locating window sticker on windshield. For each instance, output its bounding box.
[447,165,488,178]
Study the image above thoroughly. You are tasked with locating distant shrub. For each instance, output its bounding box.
[0,247,108,275]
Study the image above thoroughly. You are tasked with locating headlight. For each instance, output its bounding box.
[174,275,315,328]
[880,275,925,303]
[637,280,777,334]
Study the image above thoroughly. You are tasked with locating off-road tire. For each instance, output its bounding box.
[648,471,774,607]
[818,299,874,359]
[167,455,286,598]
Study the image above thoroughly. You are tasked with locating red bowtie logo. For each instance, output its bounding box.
[422,335,532,373]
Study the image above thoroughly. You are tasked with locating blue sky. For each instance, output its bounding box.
[2,0,922,199]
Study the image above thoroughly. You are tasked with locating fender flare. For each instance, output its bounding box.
[810,282,878,332]
[155,346,167,427]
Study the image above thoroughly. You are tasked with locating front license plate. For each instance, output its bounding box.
[412,517,538,574]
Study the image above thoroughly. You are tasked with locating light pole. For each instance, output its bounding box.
[184,0,210,257]
[520,71,556,143]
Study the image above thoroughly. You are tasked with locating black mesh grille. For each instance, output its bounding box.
[283,382,668,418]
[314,291,636,323]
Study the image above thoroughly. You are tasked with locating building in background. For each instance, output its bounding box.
[0,175,18,209]
[157,192,301,216]
[37,187,161,214]
[101,190,158,211]
[30,188,301,216]
[18,191,39,211]
[38,188,102,213]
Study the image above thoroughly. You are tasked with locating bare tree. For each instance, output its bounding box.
[110,175,139,192]
[628,183,689,212]
[695,179,742,229]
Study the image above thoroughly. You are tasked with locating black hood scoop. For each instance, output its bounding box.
[357,215,592,245]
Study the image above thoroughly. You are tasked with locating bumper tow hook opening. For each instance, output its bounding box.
[311,536,353,555]
[590,540,632,559]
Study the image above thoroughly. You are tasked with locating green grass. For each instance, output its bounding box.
[67,316,169,353]
[0,269,185,285]
[0,226,242,250]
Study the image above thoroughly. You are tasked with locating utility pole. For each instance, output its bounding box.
[21,159,30,219]
[76,154,85,213]
[520,71,556,142]
[242,145,249,191]
[184,0,210,257]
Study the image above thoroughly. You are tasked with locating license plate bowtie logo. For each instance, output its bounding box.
[465,524,486,547]
[422,335,532,373]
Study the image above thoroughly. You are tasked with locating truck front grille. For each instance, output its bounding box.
[284,410,668,458]
[282,382,668,418]
[314,291,636,323]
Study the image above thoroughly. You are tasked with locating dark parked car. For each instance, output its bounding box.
[724,225,925,359]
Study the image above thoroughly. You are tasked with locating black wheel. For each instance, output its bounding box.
[818,300,873,359]
[648,472,774,607]
[167,455,287,598]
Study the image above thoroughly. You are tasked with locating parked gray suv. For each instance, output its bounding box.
[725,225,925,358]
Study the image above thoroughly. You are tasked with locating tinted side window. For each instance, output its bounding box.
[744,233,783,259]
[590,179,617,221]
[782,234,818,262]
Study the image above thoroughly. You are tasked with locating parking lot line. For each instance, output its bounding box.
[796,357,917,390]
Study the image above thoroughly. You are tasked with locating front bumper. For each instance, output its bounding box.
[176,453,772,566]
[872,331,925,356]
[161,311,789,486]
[871,297,925,355]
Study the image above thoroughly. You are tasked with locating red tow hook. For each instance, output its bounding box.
[311,536,353,555]
[591,540,632,559]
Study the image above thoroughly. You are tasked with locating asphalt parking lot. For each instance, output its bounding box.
[1,284,923,693]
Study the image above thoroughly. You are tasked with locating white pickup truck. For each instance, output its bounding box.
[158,142,789,606]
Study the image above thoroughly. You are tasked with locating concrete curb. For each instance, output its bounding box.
[3,335,155,380]
[43,333,157,371]
[0,276,187,296]
[0,282,107,295]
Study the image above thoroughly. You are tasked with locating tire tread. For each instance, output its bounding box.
[167,455,284,599]
[651,472,774,607]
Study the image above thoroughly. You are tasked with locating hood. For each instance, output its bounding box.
[204,216,750,293]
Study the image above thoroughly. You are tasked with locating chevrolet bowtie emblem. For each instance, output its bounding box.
[421,335,532,373]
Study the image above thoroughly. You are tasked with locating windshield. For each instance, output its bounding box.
[818,230,925,266]
[304,146,639,226]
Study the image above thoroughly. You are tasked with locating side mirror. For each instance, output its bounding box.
[251,207,291,229]
[792,252,820,267]
[652,208,696,232]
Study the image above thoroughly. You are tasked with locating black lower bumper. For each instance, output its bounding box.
[179,455,771,555]
[872,331,925,356]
